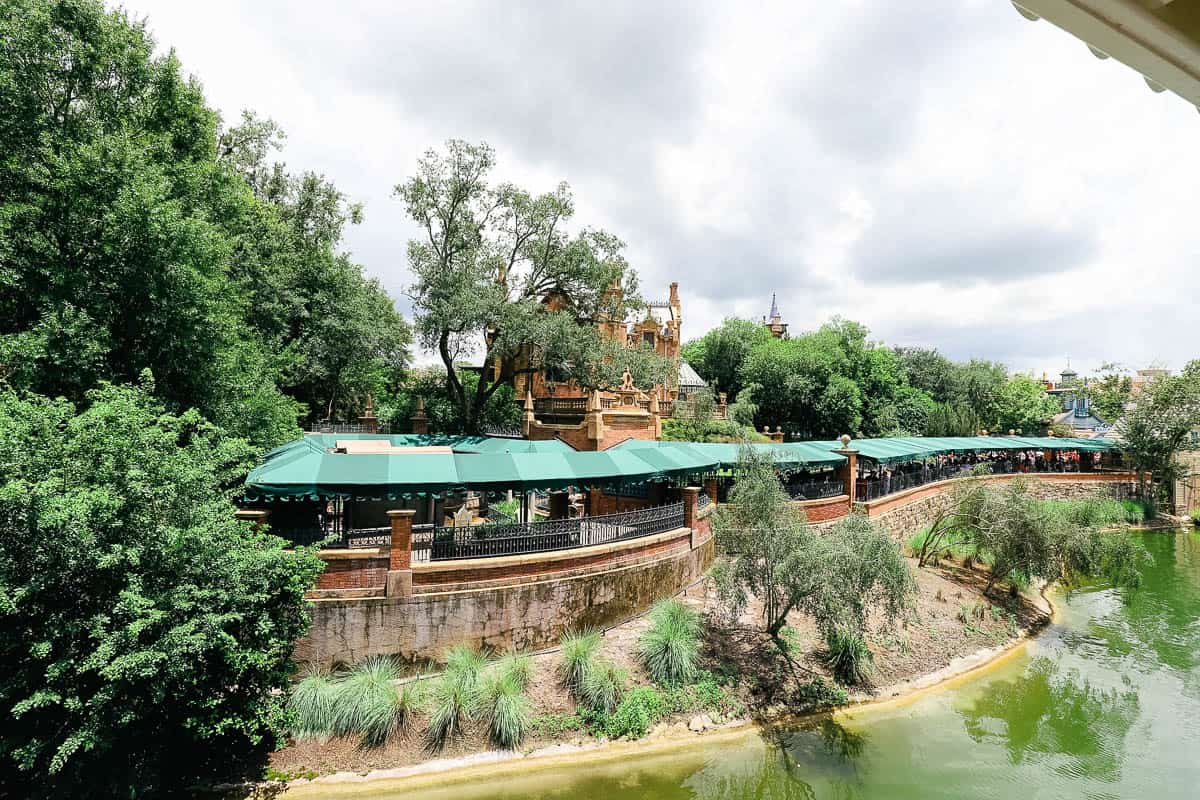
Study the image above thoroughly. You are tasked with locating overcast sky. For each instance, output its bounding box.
[118,0,1199,380]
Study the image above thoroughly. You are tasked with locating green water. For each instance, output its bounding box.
[403,532,1200,800]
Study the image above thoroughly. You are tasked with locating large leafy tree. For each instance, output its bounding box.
[680,317,773,400]
[396,140,673,434]
[1118,361,1200,507]
[0,381,324,796]
[0,1,410,446]
[991,374,1060,435]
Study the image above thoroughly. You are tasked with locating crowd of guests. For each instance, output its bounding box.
[855,449,1103,500]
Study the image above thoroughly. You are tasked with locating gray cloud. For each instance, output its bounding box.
[851,208,1098,285]
[123,0,1200,378]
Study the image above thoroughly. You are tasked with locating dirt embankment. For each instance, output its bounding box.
[268,556,1047,783]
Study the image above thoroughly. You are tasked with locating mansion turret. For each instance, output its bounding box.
[513,281,721,450]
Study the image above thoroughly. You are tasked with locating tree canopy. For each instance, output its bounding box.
[0,0,411,448]
[710,448,915,649]
[0,381,324,796]
[683,319,1069,440]
[396,140,673,434]
[1118,361,1200,508]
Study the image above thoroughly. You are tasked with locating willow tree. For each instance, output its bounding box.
[1119,360,1200,510]
[395,141,673,433]
[710,448,915,651]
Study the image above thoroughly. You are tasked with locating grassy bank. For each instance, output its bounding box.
[267,559,1043,782]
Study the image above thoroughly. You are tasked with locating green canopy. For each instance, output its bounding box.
[612,439,846,471]
[817,435,1119,464]
[244,434,717,501]
[244,433,1117,500]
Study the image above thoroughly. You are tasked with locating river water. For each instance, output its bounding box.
[370,531,1200,800]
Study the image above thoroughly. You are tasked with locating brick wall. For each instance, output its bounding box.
[413,529,690,588]
[313,551,389,591]
[794,494,850,522]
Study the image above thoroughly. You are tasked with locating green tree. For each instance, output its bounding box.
[895,346,961,403]
[914,476,1147,594]
[1083,362,1133,423]
[710,448,915,651]
[1119,361,1200,509]
[396,140,672,434]
[680,317,773,400]
[0,1,410,446]
[991,375,1060,435]
[0,380,324,797]
[377,365,522,434]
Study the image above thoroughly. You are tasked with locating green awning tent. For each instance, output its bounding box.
[245,434,719,501]
[611,439,846,472]
[243,433,1119,501]
[814,435,1118,465]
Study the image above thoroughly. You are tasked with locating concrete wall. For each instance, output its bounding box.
[296,527,714,668]
[859,472,1138,541]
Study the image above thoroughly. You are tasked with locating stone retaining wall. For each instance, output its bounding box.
[861,472,1138,541]
[295,528,714,667]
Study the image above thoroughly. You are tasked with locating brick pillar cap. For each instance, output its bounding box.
[834,447,859,455]
[682,486,701,494]
[235,509,270,520]
[386,509,417,518]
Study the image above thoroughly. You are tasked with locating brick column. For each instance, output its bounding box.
[587,486,603,516]
[386,509,415,598]
[682,486,700,530]
[234,508,270,531]
[704,477,719,506]
[549,490,570,519]
[834,448,858,504]
[410,396,429,435]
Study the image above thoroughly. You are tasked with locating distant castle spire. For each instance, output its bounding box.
[764,293,788,339]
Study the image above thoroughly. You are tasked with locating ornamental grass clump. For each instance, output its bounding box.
[638,598,701,686]
[824,627,873,686]
[478,653,533,749]
[580,658,628,714]
[426,645,485,749]
[558,629,601,697]
[330,656,414,747]
[288,669,338,740]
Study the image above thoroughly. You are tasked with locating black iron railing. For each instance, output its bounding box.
[271,524,394,549]
[411,501,686,562]
[306,422,396,434]
[697,492,712,511]
[788,479,845,501]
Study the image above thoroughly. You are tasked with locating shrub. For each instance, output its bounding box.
[1121,500,1147,525]
[1191,509,1200,527]
[426,645,484,749]
[794,677,849,708]
[824,627,874,685]
[638,598,701,686]
[288,670,338,740]
[529,711,584,737]
[663,672,745,721]
[330,656,414,747]
[478,653,533,749]
[558,629,601,697]
[580,658,627,714]
[604,686,667,739]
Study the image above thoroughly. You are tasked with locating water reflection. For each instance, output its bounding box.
[958,656,1139,783]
